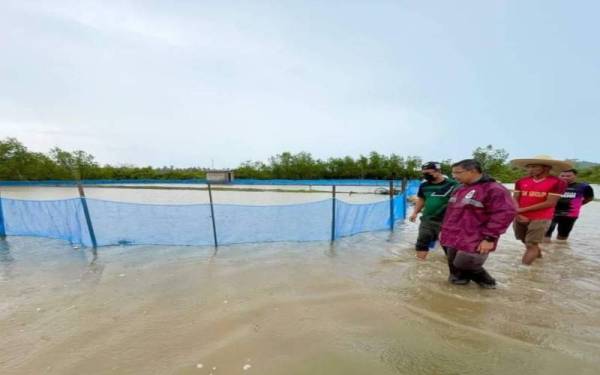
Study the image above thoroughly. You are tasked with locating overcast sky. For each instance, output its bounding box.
[1,0,598,168]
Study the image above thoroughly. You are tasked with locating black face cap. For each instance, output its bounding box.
[421,161,441,171]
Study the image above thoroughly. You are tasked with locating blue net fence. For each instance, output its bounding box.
[0,178,421,188]
[0,196,407,247]
[0,179,421,248]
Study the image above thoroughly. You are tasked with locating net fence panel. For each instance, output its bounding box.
[0,193,409,247]
[406,180,421,196]
[214,199,332,245]
[86,199,215,247]
[1,198,85,245]
[335,199,390,237]
[394,194,406,221]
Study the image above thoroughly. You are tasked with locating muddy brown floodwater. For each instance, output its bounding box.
[1,186,599,374]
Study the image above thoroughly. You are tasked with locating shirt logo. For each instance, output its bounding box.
[465,189,476,199]
[430,184,455,197]
[521,191,548,198]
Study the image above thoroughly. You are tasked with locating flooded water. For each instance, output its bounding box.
[0,184,388,205]
[1,186,599,374]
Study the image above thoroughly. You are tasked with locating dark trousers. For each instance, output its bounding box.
[444,247,495,284]
[416,219,442,251]
[545,216,577,239]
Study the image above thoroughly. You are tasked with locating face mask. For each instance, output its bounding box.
[423,173,436,182]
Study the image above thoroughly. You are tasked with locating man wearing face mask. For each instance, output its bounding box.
[409,162,459,260]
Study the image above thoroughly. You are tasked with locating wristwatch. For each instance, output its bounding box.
[483,236,497,242]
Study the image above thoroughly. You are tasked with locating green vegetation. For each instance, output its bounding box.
[471,145,522,182]
[568,160,600,169]
[1,137,599,183]
[578,168,600,185]
[236,152,425,180]
[0,138,205,180]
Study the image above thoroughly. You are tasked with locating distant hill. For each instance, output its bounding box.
[567,160,599,169]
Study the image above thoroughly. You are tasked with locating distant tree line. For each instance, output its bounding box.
[2,137,599,183]
[563,166,600,184]
[0,138,204,180]
[235,152,426,180]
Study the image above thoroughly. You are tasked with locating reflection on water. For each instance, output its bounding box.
[0,238,15,282]
[0,188,599,374]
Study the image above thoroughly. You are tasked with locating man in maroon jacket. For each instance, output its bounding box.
[441,159,516,289]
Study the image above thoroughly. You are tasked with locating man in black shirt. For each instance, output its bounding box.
[545,169,595,240]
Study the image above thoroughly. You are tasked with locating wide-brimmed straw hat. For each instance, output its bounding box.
[510,155,573,171]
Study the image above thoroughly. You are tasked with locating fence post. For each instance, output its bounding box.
[331,185,336,242]
[389,180,395,231]
[0,190,6,238]
[207,183,218,247]
[77,183,97,248]
[402,177,408,220]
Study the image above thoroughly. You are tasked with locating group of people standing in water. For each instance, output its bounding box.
[409,156,595,289]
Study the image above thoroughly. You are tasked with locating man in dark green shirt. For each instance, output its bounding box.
[409,162,459,260]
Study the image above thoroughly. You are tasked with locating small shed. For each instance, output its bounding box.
[206,170,235,184]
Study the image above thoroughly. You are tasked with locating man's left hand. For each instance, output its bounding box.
[478,240,495,254]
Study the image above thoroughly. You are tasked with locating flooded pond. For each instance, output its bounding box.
[1,186,599,374]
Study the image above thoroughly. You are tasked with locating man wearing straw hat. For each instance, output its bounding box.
[510,155,571,265]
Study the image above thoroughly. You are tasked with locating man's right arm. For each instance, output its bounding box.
[409,197,425,222]
[481,186,517,239]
